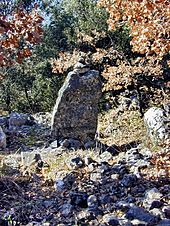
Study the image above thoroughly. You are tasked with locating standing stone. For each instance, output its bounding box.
[51,64,102,144]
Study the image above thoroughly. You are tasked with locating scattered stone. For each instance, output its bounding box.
[0,104,169,225]
[87,195,98,209]
[99,194,114,206]
[66,156,84,169]
[9,112,32,129]
[149,208,163,218]
[143,188,163,210]
[100,151,113,162]
[58,138,82,149]
[84,140,95,149]
[156,219,170,226]
[70,192,88,208]
[98,162,110,174]
[33,112,52,126]
[125,148,142,164]
[86,207,103,219]
[112,164,128,176]
[121,174,138,187]
[162,205,170,219]
[60,203,73,216]
[149,200,163,210]
[54,179,65,193]
[88,162,97,172]
[116,201,131,211]
[90,171,102,182]
[125,205,159,225]
[84,156,95,166]
[139,148,153,160]
[68,138,81,149]
[111,173,119,180]
[131,219,147,226]
[119,218,132,226]
[21,151,41,167]
[145,188,163,200]
[106,145,119,155]
[102,214,120,226]
[50,140,58,148]
[2,154,20,171]
[43,200,54,208]
[78,208,102,222]
[59,139,70,148]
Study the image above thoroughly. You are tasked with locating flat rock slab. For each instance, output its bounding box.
[51,70,102,143]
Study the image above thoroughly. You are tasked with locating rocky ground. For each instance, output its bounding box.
[0,106,169,226]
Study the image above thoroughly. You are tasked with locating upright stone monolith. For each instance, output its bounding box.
[51,61,102,145]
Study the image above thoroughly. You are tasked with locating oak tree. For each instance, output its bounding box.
[98,0,170,61]
[0,1,43,67]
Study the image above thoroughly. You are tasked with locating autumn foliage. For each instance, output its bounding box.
[98,0,170,60]
[52,0,170,93]
[0,7,43,67]
[52,30,167,93]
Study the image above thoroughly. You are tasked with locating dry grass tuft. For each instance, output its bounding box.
[98,109,146,147]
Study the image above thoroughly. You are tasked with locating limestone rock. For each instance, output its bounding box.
[156,219,170,226]
[50,140,58,148]
[9,112,35,129]
[70,191,88,208]
[3,155,19,168]
[0,116,8,129]
[125,205,159,225]
[51,69,102,143]
[21,151,41,168]
[87,195,98,209]
[144,107,170,145]
[66,156,84,170]
[33,112,52,126]
[162,205,170,218]
[73,62,90,74]
[0,126,6,149]
[121,174,138,187]
[100,151,113,162]
[60,203,73,216]
[102,214,120,226]
[54,179,65,193]
[145,188,163,200]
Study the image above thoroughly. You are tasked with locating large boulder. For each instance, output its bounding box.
[0,126,6,149]
[51,66,102,144]
[144,107,170,145]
